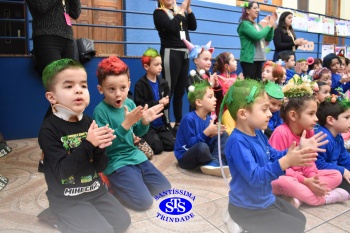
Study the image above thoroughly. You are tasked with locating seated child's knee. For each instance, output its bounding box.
[197,142,210,154]
[132,195,153,211]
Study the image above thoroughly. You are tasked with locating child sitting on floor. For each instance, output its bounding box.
[93,56,171,211]
[134,48,174,154]
[174,81,230,177]
[316,95,350,193]
[269,76,349,207]
[38,59,130,232]
[220,79,328,233]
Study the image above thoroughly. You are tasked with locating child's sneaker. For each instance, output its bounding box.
[278,195,302,208]
[325,188,350,204]
[223,209,243,233]
[200,160,230,177]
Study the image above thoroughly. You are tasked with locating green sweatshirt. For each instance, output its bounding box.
[93,98,148,175]
[237,20,274,63]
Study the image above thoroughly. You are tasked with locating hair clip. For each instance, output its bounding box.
[245,86,257,103]
[240,1,249,8]
[183,39,214,59]
[307,57,314,65]
[188,85,195,93]
[276,59,285,67]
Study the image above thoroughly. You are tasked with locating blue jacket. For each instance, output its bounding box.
[315,126,350,175]
[268,111,283,131]
[331,73,350,94]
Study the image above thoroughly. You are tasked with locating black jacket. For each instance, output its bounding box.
[134,75,170,124]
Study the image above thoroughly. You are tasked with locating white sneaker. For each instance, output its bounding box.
[223,209,243,233]
[200,160,231,177]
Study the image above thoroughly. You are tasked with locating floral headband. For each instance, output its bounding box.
[313,67,331,81]
[183,39,214,60]
[283,74,318,98]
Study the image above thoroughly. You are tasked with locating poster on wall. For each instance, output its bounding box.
[308,14,323,33]
[322,17,335,35]
[276,7,293,23]
[336,20,347,36]
[335,46,346,57]
[292,11,308,31]
[347,22,350,36]
[321,44,334,59]
[347,46,350,59]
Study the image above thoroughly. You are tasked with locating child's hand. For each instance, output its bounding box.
[121,106,143,130]
[86,120,116,148]
[238,72,244,80]
[209,72,219,88]
[303,175,329,196]
[343,169,350,184]
[279,142,318,170]
[340,73,350,83]
[159,96,169,106]
[299,130,328,152]
[141,104,164,125]
[203,120,225,137]
[133,134,141,145]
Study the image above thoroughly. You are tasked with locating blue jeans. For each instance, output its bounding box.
[178,132,229,169]
[107,160,171,211]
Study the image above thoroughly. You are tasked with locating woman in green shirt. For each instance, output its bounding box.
[237,1,276,80]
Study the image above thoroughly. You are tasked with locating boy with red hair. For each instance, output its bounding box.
[93,56,171,211]
[134,48,175,154]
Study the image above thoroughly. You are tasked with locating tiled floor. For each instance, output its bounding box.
[0,138,349,233]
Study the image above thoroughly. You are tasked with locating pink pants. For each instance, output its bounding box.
[272,169,342,206]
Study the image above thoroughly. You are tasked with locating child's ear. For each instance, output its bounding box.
[143,63,149,71]
[237,108,247,120]
[195,99,202,107]
[225,64,230,72]
[45,92,57,104]
[194,58,199,66]
[97,85,103,94]
[326,116,334,125]
[288,110,297,121]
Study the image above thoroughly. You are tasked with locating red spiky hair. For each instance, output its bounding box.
[96,56,129,85]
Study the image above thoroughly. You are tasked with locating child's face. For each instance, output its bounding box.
[262,65,274,82]
[330,58,340,73]
[246,93,272,130]
[300,61,308,72]
[339,58,346,73]
[145,56,162,76]
[268,96,282,113]
[281,67,287,84]
[195,50,212,72]
[313,63,322,70]
[319,72,332,86]
[285,55,295,69]
[46,68,90,114]
[97,74,130,108]
[315,85,331,103]
[294,100,318,130]
[332,109,350,134]
[227,54,237,72]
[197,88,216,113]
[346,63,350,73]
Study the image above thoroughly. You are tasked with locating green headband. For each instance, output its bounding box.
[265,81,284,99]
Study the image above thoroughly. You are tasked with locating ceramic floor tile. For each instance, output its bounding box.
[306,222,349,233]
[328,210,350,232]
[300,201,350,221]
[300,210,326,231]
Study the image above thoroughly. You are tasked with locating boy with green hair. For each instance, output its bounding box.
[134,48,174,154]
[316,97,350,193]
[219,79,328,233]
[174,81,230,177]
[38,59,130,232]
[297,58,308,77]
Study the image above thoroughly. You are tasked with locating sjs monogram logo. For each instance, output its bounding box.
[154,188,195,222]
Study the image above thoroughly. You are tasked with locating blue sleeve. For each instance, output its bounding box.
[181,116,210,148]
[227,139,284,186]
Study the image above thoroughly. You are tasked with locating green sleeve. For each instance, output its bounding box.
[265,26,274,42]
[239,21,273,42]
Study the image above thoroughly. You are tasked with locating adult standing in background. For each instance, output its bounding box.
[273,11,307,61]
[26,0,81,76]
[153,0,197,135]
[238,1,276,80]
